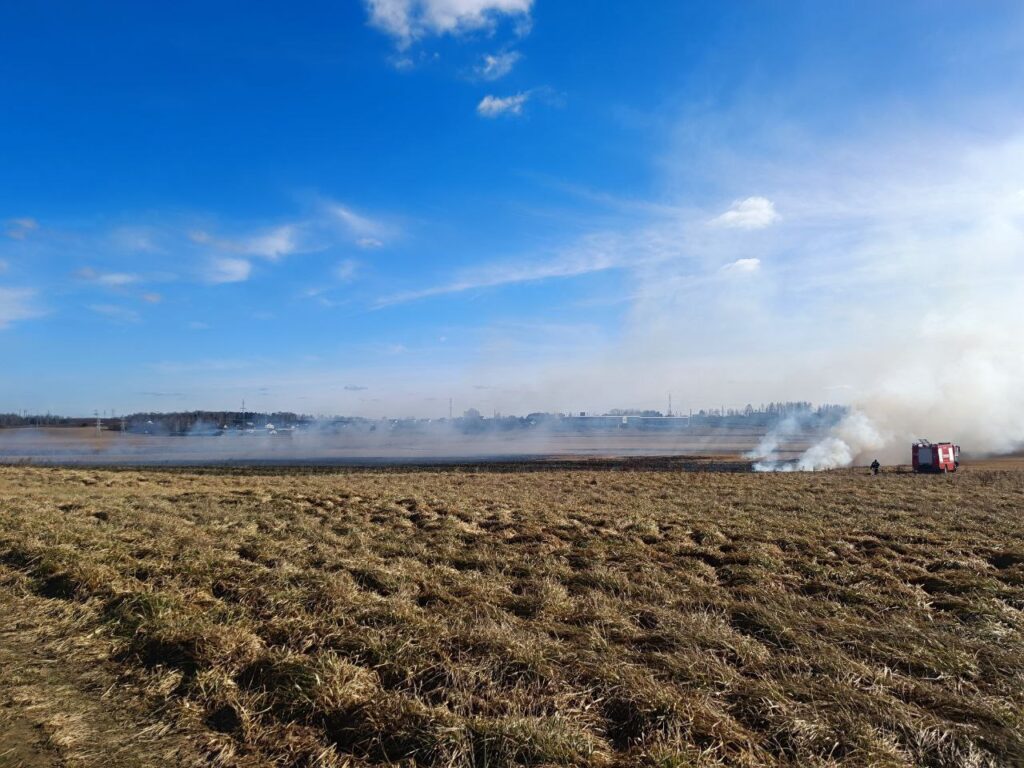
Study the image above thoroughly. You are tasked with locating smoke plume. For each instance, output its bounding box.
[756,291,1024,470]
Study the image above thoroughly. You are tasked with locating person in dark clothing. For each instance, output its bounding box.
[870,459,881,475]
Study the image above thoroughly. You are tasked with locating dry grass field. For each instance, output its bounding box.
[2,461,1024,767]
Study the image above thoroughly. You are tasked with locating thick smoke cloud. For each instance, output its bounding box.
[731,136,1024,469]
[784,306,1024,469]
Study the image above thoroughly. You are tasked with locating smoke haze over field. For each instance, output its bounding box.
[740,138,1024,467]
[5,132,1024,466]
[2,3,1023,465]
[0,421,814,466]
[497,133,1024,467]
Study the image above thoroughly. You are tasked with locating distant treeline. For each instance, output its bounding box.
[0,413,97,428]
[603,402,845,420]
[0,411,312,433]
[0,402,846,434]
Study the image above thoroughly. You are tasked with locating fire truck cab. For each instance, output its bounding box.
[912,440,960,473]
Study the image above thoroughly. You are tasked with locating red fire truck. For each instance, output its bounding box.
[912,440,960,473]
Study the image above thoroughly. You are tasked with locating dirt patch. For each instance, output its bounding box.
[0,712,59,768]
[0,590,206,768]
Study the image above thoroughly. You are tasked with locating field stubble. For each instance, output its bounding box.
[1,463,1023,767]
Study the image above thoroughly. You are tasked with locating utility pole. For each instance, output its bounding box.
[668,392,672,417]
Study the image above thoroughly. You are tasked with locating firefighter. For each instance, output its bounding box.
[870,459,881,475]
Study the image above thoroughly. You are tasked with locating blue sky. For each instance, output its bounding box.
[3,1,1024,418]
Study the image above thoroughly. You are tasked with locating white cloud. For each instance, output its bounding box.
[710,196,780,229]
[190,224,301,261]
[76,268,141,286]
[335,259,359,282]
[389,54,417,71]
[243,225,299,260]
[477,92,529,117]
[721,257,761,274]
[101,273,140,286]
[88,304,140,323]
[110,226,161,253]
[326,202,393,246]
[205,257,252,284]
[367,0,532,45]
[330,204,385,238]
[303,287,335,308]
[477,50,521,80]
[0,287,43,328]
[183,203,391,281]
[5,218,38,240]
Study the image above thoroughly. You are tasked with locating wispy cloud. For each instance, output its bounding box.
[477,92,529,117]
[366,0,532,46]
[477,50,521,80]
[191,224,302,261]
[242,225,300,260]
[204,257,252,284]
[326,202,391,245]
[76,267,141,286]
[720,257,761,274]
[109,226,161,253]
[9,200,389,301]
[5,218,38,240]
[0,287,44,328]
[88,303,140,323]
[710,196,780,230]
[377,244,622,306]
[302,285,348,308]
[335,259,359,282]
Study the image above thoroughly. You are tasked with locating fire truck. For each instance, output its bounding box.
[912,440,960,473]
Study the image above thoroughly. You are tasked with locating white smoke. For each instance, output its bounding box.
[789,410,887,471]
[762,298,1024,471]
[748,410,884,472]
[746,417,794,471]
[717,132,1024,472]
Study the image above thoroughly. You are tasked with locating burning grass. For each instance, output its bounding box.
[1,463,1023,766]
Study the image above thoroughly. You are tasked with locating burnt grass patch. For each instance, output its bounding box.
[1,464,1024,766]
